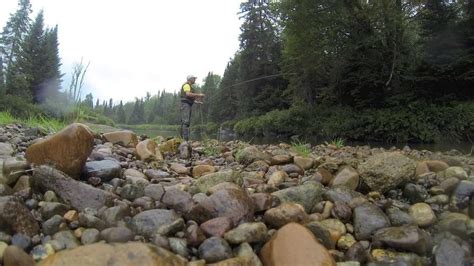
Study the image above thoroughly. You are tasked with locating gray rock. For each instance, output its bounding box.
[53,230,80,249]
[81,228,100,245]
[144,169,170,179]
[0,143,14,157]
[0,184,13,196]
[450,180,474,211]
[224,222,267,244]
[82,159,121,182]
[100,205,130,227]
[306,221,336,249]
[144,184,165,201]
[32,166,118,211]
[42,215,65,236]
[372,225,431,255]
[39,202,69,220]
[120,184,144,200]
[435,239,466,266]
[198,236,233,263]
[100,227,135,243]
[324,186,363,204]
[272,182,323,213]
[358,152,416,193]
[403,183,428,204]
[178,142,192,159]
[78,213,106,230]
[169,237,189,258]
[2,157,29,185]
[130,209,181,238]
[162,187,194,213]
[353,203,390,240]
[386,208,414,226]
[11,233,32,250]
[235,146,271,165]
[205,188,254,225]
[190,170,237,194]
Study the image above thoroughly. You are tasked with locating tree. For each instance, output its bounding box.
[68,58,90,104]
[0,57,4,95]
[200,72,221,123]
[38,25,62,102]
[117,100,126,123]
[82,93,93,109]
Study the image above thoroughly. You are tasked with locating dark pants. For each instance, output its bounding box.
[180,102,192,141]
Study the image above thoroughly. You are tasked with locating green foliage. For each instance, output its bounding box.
[0,111,65,133]
[290,139,311,157]
[325,137,345,149]
[202,138,220,157]
[0,111,16,124]
[192,122,218,137]
[0,94,44,118]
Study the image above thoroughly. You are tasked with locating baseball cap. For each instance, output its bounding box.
[187,75,197,80]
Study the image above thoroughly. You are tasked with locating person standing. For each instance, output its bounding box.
[180,75,205,142]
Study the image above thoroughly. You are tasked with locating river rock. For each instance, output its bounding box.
[26,123,94,179]
[200,217,234,237]
[264,203,308,228]
[32,166,118,211]
[2,157,29,185]
[53,231,80,249]
[372,225,431,255]
[102,130,138,148]
[0,196,39,237]
[386,207,413,226]
[450,180,474,211]
[40,202,70,220]
[42,215,65,236]
[192,165,216,178]
[178,141,192,159]
[12,175,30,192]
[443,166,468,179]
[358,152,416,193]
[0,184,13,196]
[324,185,363,204]
[198,237,233,263]
[82,159,121,182]
[434,238,466,266]
[331,166,359,190]
[293,156,314,170]
[271,182,323,213]
[3,245,34,266]
[37,242,187,266]
[0,142,14,157]
[170,163,190,175]
[270,154,292,165]
[224,222,267,244]
[408,203,436,227]
[353,203,390,240]
[185,221,206,247]
[136,139,163,161]
[190,170,237,194]
[205,188,254,225]
[81,228,100,245]
[250,193,275,212]
[130,209,181,238]
[259,223,335,266]
[236,146,271,165]
[267,171,287,187]
[162,186,194,213]
[100,205,130,227]
[100,227,135,243]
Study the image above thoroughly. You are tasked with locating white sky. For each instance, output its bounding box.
[0,0,243,103]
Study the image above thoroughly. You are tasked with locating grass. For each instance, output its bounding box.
[119,124,179,131]
[325,137,346,149]
[0,111,66,133]
[290,139,311,157]
[202,137,220,156]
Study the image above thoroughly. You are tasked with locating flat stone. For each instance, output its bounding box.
[26,123,94,179]
[372,225,431,255]
[0,196,39,237]
[82,159,121,182]
[32,166,118,211]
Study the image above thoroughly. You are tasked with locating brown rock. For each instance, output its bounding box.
[37,242,187,266]
[26,123,94,178]
[200,217,234,237]
[193,165,216,178]
[317,168,334,185]
[426,160,449,173]
[250,193,274,212]
[264,203,308,228]
[170,163,190,175]
[186,221,206,247]
[415,162,430,177]
[259,223,336,266]
[135,139,163,161]
[206,188,254,225]
[293,156,314,170]
[102,130,138,148]
[207,182,241,194]
[267,171,287,187]
[331,166,359,190]
[63,210,78,223]
[0,196,39,237]
[12,175,30,192]
[3,245,35,266]
[270,155,292,165]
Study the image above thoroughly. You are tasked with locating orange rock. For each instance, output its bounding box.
[415,162,430,176]
[26,123,94,179]
[192,165,216,178]
[63,210,78,223]
[425,160,449,173]
[103,130,138,148]
[259,223,336,266]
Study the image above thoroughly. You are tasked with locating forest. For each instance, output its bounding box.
[0,0,473,143]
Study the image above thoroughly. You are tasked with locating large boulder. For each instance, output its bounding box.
[259,223,335,266]
[136,139,163,161]
[37,242,186,266]
[358,152,416,193]
[26,123,94,179]
[102,130,138,148]
[32,166,118,211]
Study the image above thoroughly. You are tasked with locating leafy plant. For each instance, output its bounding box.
[202,138,220,157]
[325,137,345,149]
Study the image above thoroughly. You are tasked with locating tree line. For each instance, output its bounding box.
[1,0,472,142]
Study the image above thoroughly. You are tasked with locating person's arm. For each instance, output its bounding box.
[185,91,205,99]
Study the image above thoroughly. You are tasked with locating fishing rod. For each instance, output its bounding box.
[219,72,297,90]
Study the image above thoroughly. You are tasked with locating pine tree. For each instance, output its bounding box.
[39,25,62,102]
[117,100,126,124]
[83,93,93,109]
[0,57,5,95]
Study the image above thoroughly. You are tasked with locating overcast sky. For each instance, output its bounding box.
[0,0,243,103]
